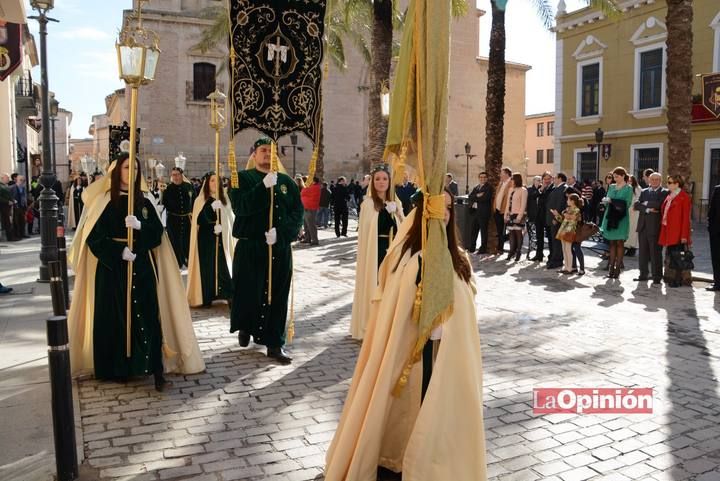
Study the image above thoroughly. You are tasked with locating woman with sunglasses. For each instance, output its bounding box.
[659,175,692,287]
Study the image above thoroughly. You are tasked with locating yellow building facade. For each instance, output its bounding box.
[554,0,720,213]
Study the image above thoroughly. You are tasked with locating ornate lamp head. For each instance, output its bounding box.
[174,152,186,171]
[116,0,161,86]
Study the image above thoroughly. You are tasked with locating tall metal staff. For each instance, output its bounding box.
[115,0,161,357]
[207,89,227,296]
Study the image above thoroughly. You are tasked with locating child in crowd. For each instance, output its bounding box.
[552,193,584,275]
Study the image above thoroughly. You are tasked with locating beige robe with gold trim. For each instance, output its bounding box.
[350,196,405,340]
[68,172,205,377]
[186,187,235,307]
[325,210,487,481]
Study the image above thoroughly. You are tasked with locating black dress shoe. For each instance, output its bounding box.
[652,279,662,286]
[633,277,649,281]
[267,347,292,364]
[706,285,720,291]
[238,331,250,347]
[154,372,171,392]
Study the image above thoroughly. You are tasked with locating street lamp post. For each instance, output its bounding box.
[29,0,59,283]
[50,95,59,175]
[454,142,478,194]
[282,133,303,178]
[595,128,604,181]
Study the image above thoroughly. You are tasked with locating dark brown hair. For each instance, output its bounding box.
[398,189,472,283]
[568,193,583,208]
[370,169,391,212]
[612,167,629,182]
[110,153,143,212]
[202,173,227,205]
[667,175,684,188]
[512,173,523,188]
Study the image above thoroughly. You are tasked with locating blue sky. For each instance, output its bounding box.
[25,0,587,139]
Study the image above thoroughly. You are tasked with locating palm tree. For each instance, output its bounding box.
[665,0,693,181]
[483,0,616,253]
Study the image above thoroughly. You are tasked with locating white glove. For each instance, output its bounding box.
[263,172,278,189]
[211,200,223,211]
[601,197,610,204]
[122,247,136,262]
[430,325,443,341]
[265,227,277,246]
[213,224,223,235]
[385,201,397,214]
[125,215,141,230]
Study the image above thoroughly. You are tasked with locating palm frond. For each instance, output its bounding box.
[326,30,348,71]
[527,0,555,30]
[584,0,622,19]
[451,0,469,18]
[193,6,229,54]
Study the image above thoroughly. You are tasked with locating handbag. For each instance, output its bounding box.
[575,222,599,243]
[669,246,694,271]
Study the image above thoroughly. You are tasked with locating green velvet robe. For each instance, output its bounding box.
[87,196,164,379]
[229,169,304,347]
[162,181,195,267]
[197,198,233,306]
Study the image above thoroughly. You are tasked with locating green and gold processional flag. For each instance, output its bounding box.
[383,0,454,395]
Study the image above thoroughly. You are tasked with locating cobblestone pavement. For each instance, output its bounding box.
[76,226,720,481]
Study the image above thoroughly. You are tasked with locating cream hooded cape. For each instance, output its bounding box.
[350,195,405,340]
[186,181,236,307]
[325,210,487,481]
[67,165,206,376]
[67,183,80,229]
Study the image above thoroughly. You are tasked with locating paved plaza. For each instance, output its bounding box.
[2,224,720,481]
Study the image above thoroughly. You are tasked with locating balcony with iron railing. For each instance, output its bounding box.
[15,76,38,115]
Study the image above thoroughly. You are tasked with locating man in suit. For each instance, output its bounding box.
[9,175,29,239]
[708,181,720,291]
[633,172,668,285]
[545,172,568,269]
[445,173,459,196]
[468,171,493,254]
[332,176,350,237]
[532,172,554,262]
[494,167,512,253]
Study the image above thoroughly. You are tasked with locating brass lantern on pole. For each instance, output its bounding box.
[115,0,161,358]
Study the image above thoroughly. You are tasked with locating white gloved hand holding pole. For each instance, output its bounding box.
[263,172,278,189]
[385,201,397,214]
[211,200,223,211]
[125,215,141,230]
[214,224,223,235]
[265,227,277,246]
[122,247,137,262]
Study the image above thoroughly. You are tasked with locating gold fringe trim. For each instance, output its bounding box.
[392,302,454,397]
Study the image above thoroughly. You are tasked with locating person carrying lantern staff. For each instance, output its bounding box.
[67,152,205,391]
[187,171,235,308]
[162,160,195,268]
[350,163,405,340]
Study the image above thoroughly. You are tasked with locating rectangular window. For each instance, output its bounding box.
[547,121,555,136]
[193,62,216,101]
[639,49,663,110]
[634,147,660,180]
[709,148,720,193]
[537,123,544,137]
[578,152,598,182]
[536,149,544,164]
[581,63,600,117]
[547,149,554,164]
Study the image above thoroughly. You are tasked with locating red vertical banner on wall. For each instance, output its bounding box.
[0,21,22,82]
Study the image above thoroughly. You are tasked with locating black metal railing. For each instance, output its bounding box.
[15,76,34,98]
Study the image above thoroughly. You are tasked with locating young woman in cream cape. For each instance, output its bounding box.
[350,165,405,340]
[67,153,205,391]
[325,189,486,481]
[186,172,235,308]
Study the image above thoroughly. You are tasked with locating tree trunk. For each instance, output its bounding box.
[484,0,506,253]
[665,0,693,182]
[367,0,393,168]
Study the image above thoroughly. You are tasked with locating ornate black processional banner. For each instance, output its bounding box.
[229,0,326,143]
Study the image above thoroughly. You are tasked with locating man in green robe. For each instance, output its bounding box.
[229,137,304,364]
[162,168,195,267]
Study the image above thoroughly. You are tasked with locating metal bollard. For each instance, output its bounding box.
[49,261,66,316]
[47,315,78,481]
[56,225,70,307]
